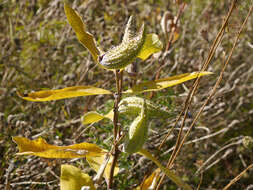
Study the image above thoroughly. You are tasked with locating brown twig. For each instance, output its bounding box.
[108,70,123,189]
[222,163,253,190]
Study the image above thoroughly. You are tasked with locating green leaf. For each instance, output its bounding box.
[17,86,112,102]
[137,33,163,60]
[138,149,193,190]
[82,110,114,125]
[64,3,100,62]
[12,136,105,158]
[60,164,95,190]
[124,71,212,93]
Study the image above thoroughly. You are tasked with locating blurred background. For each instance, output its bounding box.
[0,0,252,189]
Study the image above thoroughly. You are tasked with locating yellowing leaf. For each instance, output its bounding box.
[138,149,192,190]
[137,33,163,60]
[86,153,119,181]
[134,168,161,190]
[82,110,114,125]
[124,71,212,94]
[64,3,100,62]
[13,136,105,158]
[60,164,95,190]
[17,86,112,102]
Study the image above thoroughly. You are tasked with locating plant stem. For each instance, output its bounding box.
[108,70,123,189]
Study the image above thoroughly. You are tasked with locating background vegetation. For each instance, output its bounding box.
[1,0,252,189]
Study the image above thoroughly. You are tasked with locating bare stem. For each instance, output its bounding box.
[108,70,123,189]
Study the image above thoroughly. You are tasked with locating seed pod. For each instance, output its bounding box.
[99,16,146,69]
[124,99,148,154]
[118,96,173,119]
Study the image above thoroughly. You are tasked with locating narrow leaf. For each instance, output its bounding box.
[17,86,112,102]
[82,110,114,125]
[138,149,193,190]
[124,71,212,93]
[60,164,95,190]
[137,33,163,60]
[13,136,105,158]
[64,3,100,62]
[86,153,119,181]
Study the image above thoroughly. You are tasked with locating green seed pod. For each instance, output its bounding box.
[99,16,146,70]
[118,96,173,119]
[124,99,148,154]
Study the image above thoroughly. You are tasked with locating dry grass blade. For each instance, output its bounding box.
[156,0,253,189]
[222,163,253,190]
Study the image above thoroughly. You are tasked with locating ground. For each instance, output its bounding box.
[0,0,253,189]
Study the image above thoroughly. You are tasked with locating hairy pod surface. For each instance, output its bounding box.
[99,16,146,69]
[124,99,148,154]
[118,96,172,119]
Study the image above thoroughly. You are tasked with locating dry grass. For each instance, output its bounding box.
[0,0,252,189]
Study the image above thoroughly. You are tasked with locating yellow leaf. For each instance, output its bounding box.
[60,164,95,190]
[124,71,212,93]
[64,3,100,62]
[82,110,114,125]
[134,168,161,190]
[17,86,112,102]
[12,136,105,158]
[137,33,163,60]
[86,153,119,181]
[138,149,192,190]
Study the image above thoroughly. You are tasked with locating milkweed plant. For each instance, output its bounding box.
[13,3,211,190]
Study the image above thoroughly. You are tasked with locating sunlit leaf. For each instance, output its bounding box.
[17,86,112,102]
[86,153,119,181]
[138,149,192,190]
[134,168,161,190]
[82,110,114,125]
[124,72,212,93]
[60,164,95,190]
[137,33,163,60]
[64,3,100,62]
[13,136,105,158]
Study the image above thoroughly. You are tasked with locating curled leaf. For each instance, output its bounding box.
[13,136,105,158]
[64,3,100,62]
[124,100,148,154]
[82,110,114,125]
[60,164,95,190]
[124,71,212,93]
[17,86,112,102]
[86,153,119,181]
[137,33,163,60]
[134,168,161,190]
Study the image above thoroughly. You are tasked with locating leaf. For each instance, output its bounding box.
[124,71,212,93]
[138,149,193,190]
[134,168,161,190]
[60,164,95,190]
[12,136,105,158]
[82,110,114,125]
[17,86,112,102]
[86,153,119,181]
[137,33,163,60]
[64,3,100,62]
